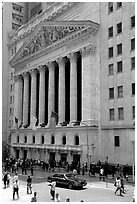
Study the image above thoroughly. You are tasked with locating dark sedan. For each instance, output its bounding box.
[47,173,87,189]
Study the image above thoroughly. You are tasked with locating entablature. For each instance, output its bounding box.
[9,20,99,69]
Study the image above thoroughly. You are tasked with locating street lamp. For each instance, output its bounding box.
[80,121,90,169]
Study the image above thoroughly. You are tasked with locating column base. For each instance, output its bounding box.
[80,119,98,127]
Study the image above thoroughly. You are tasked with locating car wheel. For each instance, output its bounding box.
[68,183,73,189]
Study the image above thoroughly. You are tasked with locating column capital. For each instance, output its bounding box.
[67,52,78,63]
[14,75,23,82]
[80,44,96,57]
[22,72,30,79]
[30,69,38,77]
[47,61,55,71]
[38,65,47,73]
[56,57,66,66]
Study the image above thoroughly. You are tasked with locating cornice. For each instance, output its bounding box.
[10,22,99,68]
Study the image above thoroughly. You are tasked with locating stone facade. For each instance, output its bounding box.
[8,2,135,167]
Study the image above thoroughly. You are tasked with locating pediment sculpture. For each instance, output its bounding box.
[21,26,79,58]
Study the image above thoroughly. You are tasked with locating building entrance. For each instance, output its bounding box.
[49,152,55,162]
[23,150,27,160]
[73,154,80,168]
[60,153,67,166]
[16,149,19,159]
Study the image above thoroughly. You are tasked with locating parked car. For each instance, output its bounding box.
[47,173,87,189]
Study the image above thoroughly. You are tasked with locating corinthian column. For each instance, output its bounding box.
[30,69,37,125]
[14,75,23,126]
[68,52,77,124]
[80,44,97,126]
[38,65,46,125]
[57,57,66,125]
[23,72,30,127]
[47,62,55,124]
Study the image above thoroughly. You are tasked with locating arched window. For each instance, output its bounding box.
[51,135,55,144]
[62,135,66,145]
[24,136,27,143]
[75,135,79,145]
[41,135,44,144]
[32,136,35,144]
[17,135,19,143]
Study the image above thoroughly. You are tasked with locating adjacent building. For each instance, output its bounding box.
[3,2,135,169]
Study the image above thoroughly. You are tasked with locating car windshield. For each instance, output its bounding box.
[65,174,76,178]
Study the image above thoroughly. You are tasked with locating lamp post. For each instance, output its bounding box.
[80,122,90,169]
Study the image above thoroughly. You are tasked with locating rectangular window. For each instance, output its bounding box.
[132,83,135,95]
[12,23,21,30]
[10,96,12,104]
[108,2,113,14]
[131,57,135,70]
[117,43,122,55]
[118,107,124,120]
[132,106,135,119]
[108,26,113,38]
[10,84,13,92]
[109,87,114,99]
[9,108,12,115]
[109,47,113,58]
[117,22,122,34]
[117,61,123,72]
[118,86,123,98]
[109,108,115,120]
[131,38,135,51]
[109,63,114,75]
[117,2,122,9]
[131,16,135,28]
[9,120,11,128]
[11,73,13,80]
[114,136,120,147]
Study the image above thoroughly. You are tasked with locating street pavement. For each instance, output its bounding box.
[1,173,134,202]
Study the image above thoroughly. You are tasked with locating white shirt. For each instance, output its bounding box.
[51,181,56,191]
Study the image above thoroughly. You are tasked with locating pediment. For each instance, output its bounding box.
[10,20,99,67]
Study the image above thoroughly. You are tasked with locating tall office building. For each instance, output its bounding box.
[4,2,135,170]
[2,2,26,147]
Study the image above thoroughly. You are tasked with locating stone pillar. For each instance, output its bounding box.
[14,75,23,126]
[30,69,37,125]
[38,65,46,125]
[68,52,77,124]
[23,72,30,126]
[47,62,55,124]
[80,44,97,125]
[57,58,66,125]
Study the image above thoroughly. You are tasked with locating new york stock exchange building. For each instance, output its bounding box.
[8,2,135,169]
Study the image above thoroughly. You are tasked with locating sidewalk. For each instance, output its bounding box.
[2,185,33,202]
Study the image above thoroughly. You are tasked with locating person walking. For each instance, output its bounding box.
[100,167,105,181]
[13,180,19,200]
[49,181,56,200]
[7,172,10,187]
[13,172,18,182]
[3,171,7,188]
[114,176,123,196]
[55,193,60,202]
[120,174,126,194]
[27,175,32,194]
[31,192,37,202]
